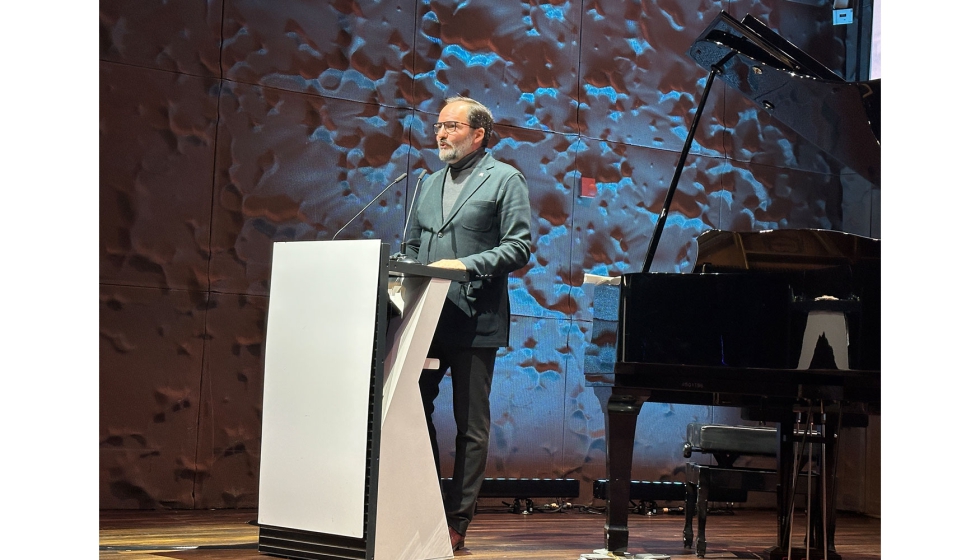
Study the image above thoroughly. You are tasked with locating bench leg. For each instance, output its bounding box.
[683,477,695,548]
[696,468,709,558]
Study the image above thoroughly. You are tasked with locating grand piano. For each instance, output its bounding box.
[586,11,881,560]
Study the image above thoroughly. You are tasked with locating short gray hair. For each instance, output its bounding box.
[445,96,493,147]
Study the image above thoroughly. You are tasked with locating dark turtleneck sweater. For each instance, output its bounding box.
[442,147,486,220]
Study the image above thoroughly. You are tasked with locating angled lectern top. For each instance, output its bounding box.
[257,239,466,560]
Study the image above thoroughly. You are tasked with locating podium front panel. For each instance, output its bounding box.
[258,239,383,538]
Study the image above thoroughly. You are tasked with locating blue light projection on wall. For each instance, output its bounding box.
[99,0,865,508]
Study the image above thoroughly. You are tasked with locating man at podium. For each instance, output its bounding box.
[404,96,532,551]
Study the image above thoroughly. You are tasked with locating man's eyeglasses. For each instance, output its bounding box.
[432,121,472,133]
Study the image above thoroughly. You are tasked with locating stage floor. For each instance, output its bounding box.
[99,506,880,559]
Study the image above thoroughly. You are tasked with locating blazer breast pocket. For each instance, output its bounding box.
[458,201,496,232]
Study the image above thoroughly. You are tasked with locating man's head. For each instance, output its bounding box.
[435,96,494,164]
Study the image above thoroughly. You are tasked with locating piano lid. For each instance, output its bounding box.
[689,12,881,186]
[694,228,880,273]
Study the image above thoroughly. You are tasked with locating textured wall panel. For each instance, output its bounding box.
[492,127,577,318]
[209,82,412,295]
[430,316,567,479]
[415,0,582,132]
[579,0,724,154]
[192,292,268,509]
[221,0,418,106]
[100,285,207,508]
[99,0,877,509]
[559,319,608,495]
[489,316,569,477]
[100,62,219,290]
[568,141,725,318]
[100,0,222,77]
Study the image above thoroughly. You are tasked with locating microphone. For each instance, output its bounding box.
[332,172,408,240]
[399,170,427,256]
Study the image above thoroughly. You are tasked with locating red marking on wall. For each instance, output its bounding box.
[580,177,596,198]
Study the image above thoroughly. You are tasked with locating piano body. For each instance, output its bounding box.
[587,11,881,560]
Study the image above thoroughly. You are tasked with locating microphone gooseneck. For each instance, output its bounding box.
[332,172,408,240]
[401,170,428,254]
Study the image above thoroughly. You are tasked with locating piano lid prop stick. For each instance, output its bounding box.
[642,56,731,273]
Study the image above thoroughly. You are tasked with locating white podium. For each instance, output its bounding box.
[257,239,464,560]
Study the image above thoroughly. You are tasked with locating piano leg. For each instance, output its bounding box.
[774,414,797,557]
[600,388,647,553]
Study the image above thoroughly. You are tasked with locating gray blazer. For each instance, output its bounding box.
[405,151,532,348]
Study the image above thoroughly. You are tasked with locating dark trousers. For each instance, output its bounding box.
[419,340,497,535]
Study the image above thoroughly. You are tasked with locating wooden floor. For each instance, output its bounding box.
[100,506,880,560]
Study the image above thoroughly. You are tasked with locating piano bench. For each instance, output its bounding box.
[683,422,778,466]
[682,423,779,558]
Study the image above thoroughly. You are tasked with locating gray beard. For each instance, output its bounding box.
[438,146,460,163]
